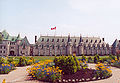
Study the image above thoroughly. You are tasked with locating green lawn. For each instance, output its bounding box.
[8,56,55,63]
[8,55,114,63]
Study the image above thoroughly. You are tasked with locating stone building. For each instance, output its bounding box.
[33,35,111,56]
[0,30,115,56]
[112,39,120,55]
[0,30,30,56]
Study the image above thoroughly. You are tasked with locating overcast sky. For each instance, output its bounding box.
[0,0,120,44]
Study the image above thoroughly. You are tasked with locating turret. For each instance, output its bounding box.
[66,34,72,55]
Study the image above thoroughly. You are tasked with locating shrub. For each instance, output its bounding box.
[18,56,27,66]
[109,55,115,60]
[94,55,99,63]
[81,55,87,62]
[0,57,5,64]
[27,60,62,82]
[27,57,35,65]
[7,57,14,63]
[88,57,93,63]
[79,60,88,69]
[54,55,80,75]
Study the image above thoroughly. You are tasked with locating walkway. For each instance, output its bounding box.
[0,66,40,83]
[0,64,120,83]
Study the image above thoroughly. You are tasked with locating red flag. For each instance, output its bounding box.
[51,27,56,30]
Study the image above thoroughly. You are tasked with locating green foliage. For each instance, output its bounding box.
[27,57,35,65]
[18,56,27,66]
[88,57,93,63]
[0,57,5,64]
[81,55,87,62]
[109,55,115,60]
[94,55,99,63]
[54,55,79,74]
[7,57,14,63]
[0,34,3,44]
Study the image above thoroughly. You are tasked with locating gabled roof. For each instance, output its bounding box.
[20,36,30,46]
[112,39,119,48]
[37,36,106,46]
[1,30,22,42]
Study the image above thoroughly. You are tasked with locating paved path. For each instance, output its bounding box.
[85,64,120,83]
[0,66,40,83]
[0,64,120,83]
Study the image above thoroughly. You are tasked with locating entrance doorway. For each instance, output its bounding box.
[10,51,14,56]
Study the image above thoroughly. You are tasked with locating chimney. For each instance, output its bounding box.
[102,38,104,41]
[35,36,37,43]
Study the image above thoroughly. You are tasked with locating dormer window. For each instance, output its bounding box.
[57,39,59,42]
[75,39,76,42]
[99,40,101,43]
[52,39,54,42]
[91,40,93,43]
[95,40,97,43]
[62,39,64,42]
[42,38,44,42]
[86,39,88,43]
[47,39,49,42]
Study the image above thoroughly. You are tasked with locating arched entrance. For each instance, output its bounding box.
[10,51,14,56]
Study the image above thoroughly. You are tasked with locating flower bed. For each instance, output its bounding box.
[111,59,120,68]
[59,62,112,82]
[27,55,112,83]
[0,63,15,74]
[27,60,62,82]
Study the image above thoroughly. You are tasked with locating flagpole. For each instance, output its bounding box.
[54,28,56,56]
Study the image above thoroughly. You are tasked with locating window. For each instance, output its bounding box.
[57,45,60,49]
[3,51,5,53]
[95,40,97,43]
[62,39,64,42]
[52,39,54,42]
[23,44,25,49]
[52,45,54,49]
[91,40,92,43]
[47,45,49,48]
[41,45,44,49]
[0,51,2,53]
[47,39,49,42]
[86,39,88,43]
[84,45,86,49]
[11,47,14,49]
[36,45,38,49]
[74,39,76,42]
[4,46,6,49]
[42,38,44,42]
[57,39,59,42]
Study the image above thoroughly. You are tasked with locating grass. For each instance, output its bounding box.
[8,56,55,63]
[8,55,114,63]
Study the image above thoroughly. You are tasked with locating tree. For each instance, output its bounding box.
[0,34,3,43]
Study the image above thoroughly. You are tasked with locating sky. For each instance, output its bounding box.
[0,0,120,44]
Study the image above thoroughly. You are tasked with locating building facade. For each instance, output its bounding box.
[0,30,30,56]
[1,30,119,56]
[33,35,111,56]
